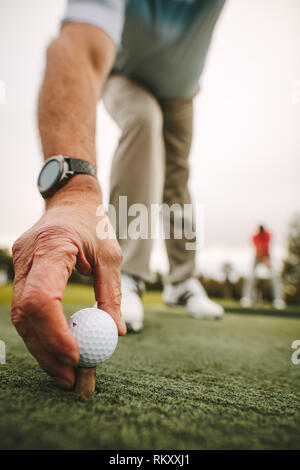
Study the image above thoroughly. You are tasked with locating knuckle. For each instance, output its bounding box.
[11,306,24,327]
[101,289,122,310]
[11,306,30,337]
[32,225,79,273]
[112,292,122,308]
[12,237,26,261]
[101,242,123,267]
[12,238,22,255]
[33,224,76,252]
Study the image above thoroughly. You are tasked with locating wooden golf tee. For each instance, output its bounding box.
[75,367,96,395]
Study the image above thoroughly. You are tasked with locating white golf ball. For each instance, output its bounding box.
[68,308,118,367]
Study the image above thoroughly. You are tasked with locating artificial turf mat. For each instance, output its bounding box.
[0,295,299,450]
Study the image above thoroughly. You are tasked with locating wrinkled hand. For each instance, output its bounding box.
[11,181,126,389]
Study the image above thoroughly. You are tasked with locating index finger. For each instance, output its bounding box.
[20,253,80,365]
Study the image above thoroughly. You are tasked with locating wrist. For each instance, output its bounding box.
[45,174,102,211]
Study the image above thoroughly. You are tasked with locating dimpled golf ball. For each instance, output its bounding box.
[68,308,118,367]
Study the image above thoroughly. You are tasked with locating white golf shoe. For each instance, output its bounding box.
[273,298,286,310]
[163,277,224,320]
[120,273,145,332]
[240,297,252,308]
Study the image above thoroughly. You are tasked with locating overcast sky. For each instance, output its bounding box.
[0,0,299,277]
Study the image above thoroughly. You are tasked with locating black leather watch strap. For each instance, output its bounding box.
[66,158,97,177]
[38,155,97,199]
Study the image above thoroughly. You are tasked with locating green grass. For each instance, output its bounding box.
[0,288,299,450]
[0,283,161,306]
[2,283,299,312]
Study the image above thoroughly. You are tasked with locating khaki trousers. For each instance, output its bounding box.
[103,74,196,283]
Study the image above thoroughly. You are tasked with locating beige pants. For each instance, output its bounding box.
[103,74,196,283]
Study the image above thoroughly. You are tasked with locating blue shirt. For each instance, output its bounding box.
[62,0,225,99]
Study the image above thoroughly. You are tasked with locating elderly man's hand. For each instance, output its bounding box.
[11,177,126,389]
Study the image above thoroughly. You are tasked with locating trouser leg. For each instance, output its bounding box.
[243,261,257,300]
[160,97,196,283]
[269,263,283,300]
[102,74,165,282]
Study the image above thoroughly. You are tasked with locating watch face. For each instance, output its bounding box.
[38,159,61,192]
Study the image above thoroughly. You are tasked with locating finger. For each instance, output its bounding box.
[12,291,76,388]
[11,251,32,337]
[21,253,80,365]
[93,261,126,335]
[21,330,76,389]
[11,238,31,319]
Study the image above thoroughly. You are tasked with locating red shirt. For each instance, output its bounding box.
[253,231,271,258]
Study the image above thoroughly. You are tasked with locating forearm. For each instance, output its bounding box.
[38,23,116,171]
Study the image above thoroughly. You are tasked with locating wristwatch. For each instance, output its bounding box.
[37,155,97,199]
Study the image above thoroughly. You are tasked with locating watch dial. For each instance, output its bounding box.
[39,160,61,191]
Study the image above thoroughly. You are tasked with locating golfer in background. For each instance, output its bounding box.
[11,0,225,389]
[241,225,286,309]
